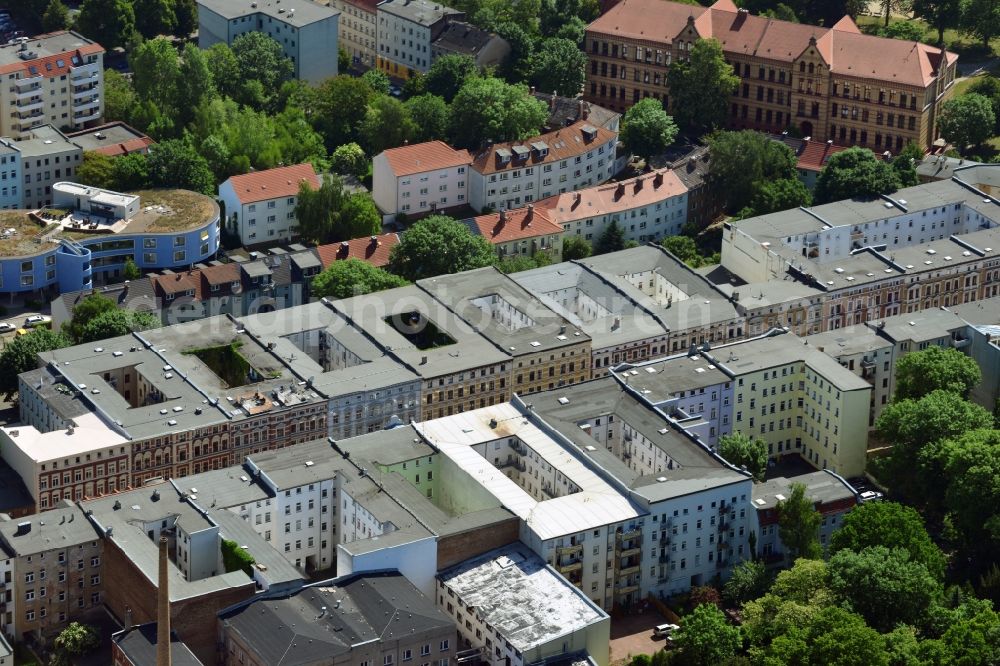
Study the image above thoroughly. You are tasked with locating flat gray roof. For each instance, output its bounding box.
[210,509,303,588]
[752,470,854,510]
[0,504,98,557]
[612,352,730,401]
[13,125,80,158]
[439,543,607,651]
[197,0,338,26]
[0,31,101,68]
[377,0,462,26]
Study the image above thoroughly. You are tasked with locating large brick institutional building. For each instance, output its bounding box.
[584,0,958,151]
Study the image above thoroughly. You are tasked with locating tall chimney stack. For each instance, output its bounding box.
[157,536,171,666]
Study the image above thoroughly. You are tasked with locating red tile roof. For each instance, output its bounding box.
[92,137,154,157]
[0,32,104,77]
[795,139,851,172]
[588,0,957,88]
[224,164,320,205]
[535,167,688,223]
[379,141,472,177]
[471,120,619,176]
[466,206,564,245]
[152,271,202,299]
[315,233,400,268]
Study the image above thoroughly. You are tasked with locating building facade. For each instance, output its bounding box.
[196,0,340,84]
[0,32,104,139]
[584,0,957,151]
[376,0,463,80]
[218,163,319,246]
[15,125,82,211]
[333,0,379,69]
[464,205,564,262]
[372,141,472,219]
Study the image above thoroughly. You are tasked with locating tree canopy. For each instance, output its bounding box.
[667,39,739,134]
[776,483,822,562]
[718,432,768,481]
[619,99,678,161]
[706,131,799,213]
[295,178,380,245]
[310,259,408,300]
[77,309,160,344]
[388,215,496,281]
[529,38,587,98]
[562,235,592,260]
[894,345,982,400]
[76,0,136,49]
[671,603,741,666]
[0,329,70,395]
[423,54,478,102]
[937,94,997,154]
[594,221,626,254]
[448,77,548,149]
[813,147,901,204]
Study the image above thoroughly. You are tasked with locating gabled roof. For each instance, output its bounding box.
[223,164,319,206]
[471,120,618,176]
[465,206,563,245]
[378,141,472,177]
[587,0,956,87]
[535,167,688,224]
[0,31,104,77]
[151,271,201,298]
[315,232,400,268]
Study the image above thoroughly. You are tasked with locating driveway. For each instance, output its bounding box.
[609,611,672,664]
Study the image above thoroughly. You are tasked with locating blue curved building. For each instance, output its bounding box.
[0,183,220,295]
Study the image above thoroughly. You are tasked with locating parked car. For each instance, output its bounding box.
[24,314,50,328]
[859,490,884,503]
[653,623,680,639]
[14,328,28,337]
[0,322,14,332]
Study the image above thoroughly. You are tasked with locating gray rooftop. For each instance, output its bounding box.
[65,122,151,153]
[874,307,967,344]
[112,624,204,666]
[751,470,855,511]
[196,0,339,26]
[946,294,1000,326]
[431,21,498,54]
[210,509,304,589]
[12,125,80,158]
[915,154,981,182]
[0,503,98,557]
[219,572,455,664]
[611,351,731,401]
[0,31,101,68]
[377,0,462,26]
[438,543,606,652]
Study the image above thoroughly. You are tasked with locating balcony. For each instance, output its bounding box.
[17,98,43,113]
[717,520,728,531]
[618,564,641,577]
[558,560,583,574]
[618,545,641,558]
[73,107,101,123]
[72,84,98,99]
[511,441,527,456]
[718,504,728,515]
[617,528,641,541]
[15,76,41,91]
[616,583,640,595]
[952,336,971,349]
[658,554,669,564]
[541,485,557,499]
[659,535,670,546]
[557,543,583,557]
[499,457,526,472]
[71,65,98,81]
[74,96,101,112]
[14,84,42,100]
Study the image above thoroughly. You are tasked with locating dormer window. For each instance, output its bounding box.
[496,148,512,164]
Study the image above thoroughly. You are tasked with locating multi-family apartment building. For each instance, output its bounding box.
[196,0,340,84]
[0,505,103,643]
[372,141,472,220]
[584,0,957,151]
[0,141,20,210]
[612,328,872,477]
[12,125,82,210]
[219,572,457,666]
[721,165,1000,339]
[333,0,380,69]
[430,21,510,70]
[65,121,154,158]
[535,166,688,244]
[218,163,319,246]
[0,32,104,139]
[464,205,564,262]
[469,120,619,212]
[376,0,464,80]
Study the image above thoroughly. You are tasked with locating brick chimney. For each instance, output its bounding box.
[499,210,508,226]
[526,204,534,222]
[156,536,171,666]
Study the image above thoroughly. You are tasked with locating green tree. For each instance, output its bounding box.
[78,309,159,343]
[877,0,910,27]
[539,0,599,36]
[968,75,1000,135]
[110,153,151,192]
[667,39,738,134]
[875,390,994,508]
[176,43,215,127]
[562,235,592,260]
[661,235,701,266]
[529,38,587,98]
[295,177,344,244]
[747,178,811,216]
[314,76,375,149]
[231,32,295,110]
[424,54,478,102]
[130,38,181,115]
[672,603,741,666]
[829,501,945,581]
[75,152,117,190]
[41,0,70,31]
[361,96,416,155]
[206,43,241,101]
[937,93,996,154]
[706,131,799,213]
[879,19,926,41]
[147,139,215,194]
[741,559,832,647]
[814,147,901,204]
[828,546,940,632]
[123,257,141,281]
[594,221,626,254]
[66,294,118,343]
[331,143,368,178]
[960,0,1000,49]
[174,0,198,36]
[494,21,536,82]
[311,258,408,299]
[891,141,924,188]
[449,77,548,149]
[942,429,1000,561]
[940,601,1000,666]
[718,432,768,481]
[0,329,70,395]
[776,483,822,562]
[405,94,451,142]
[134,0,176,38]
[52,623,99,664]
[895,344,982,400]
[388,215,496,281]
[361,69,392,96]
[76,0,136,49]
[338,47,350,73]
[914,0,962,44]
[764,605,890,666]
[554,16,587,44]
[619,98,678,162]
[103,69,138,125]
[723,560,771,605]
[340,194,382,239]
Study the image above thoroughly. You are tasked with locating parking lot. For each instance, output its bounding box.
[609,612,673,664]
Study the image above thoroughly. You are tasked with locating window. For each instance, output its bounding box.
[384,656,394,666]
[440,640,450,652]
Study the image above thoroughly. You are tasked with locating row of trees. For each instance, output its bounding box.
[15,0,197,48]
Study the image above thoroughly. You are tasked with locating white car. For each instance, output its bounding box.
[859,490,884,503]
[24,315,50,327]
[0,322,13,332]
[653,623,680,639]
